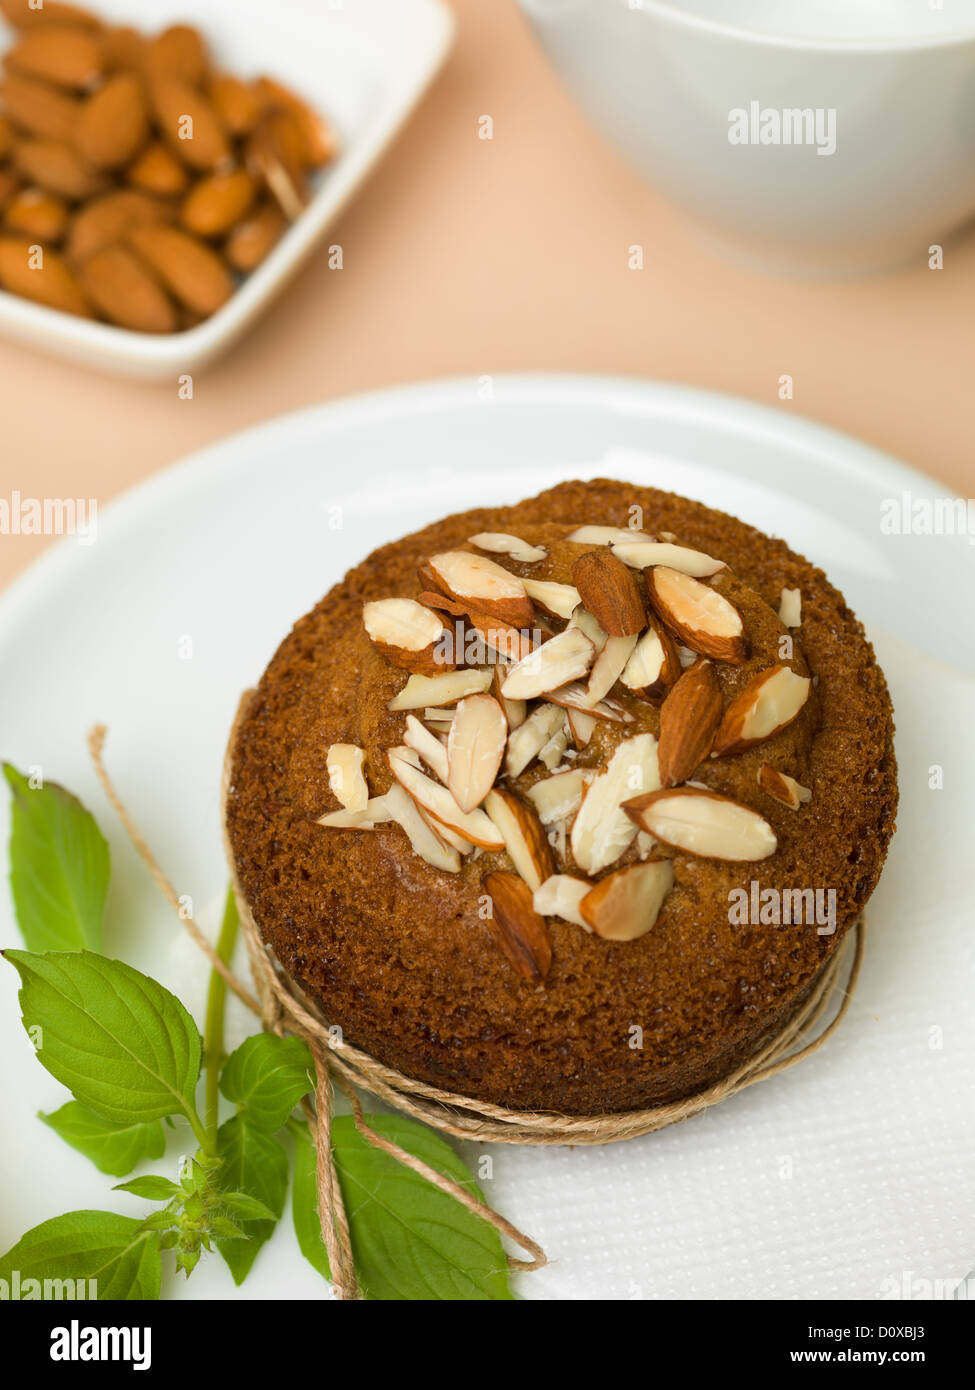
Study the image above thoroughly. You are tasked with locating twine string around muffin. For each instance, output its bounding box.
[87,720,866,1300]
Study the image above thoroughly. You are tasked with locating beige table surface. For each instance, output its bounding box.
[1,0,971,594]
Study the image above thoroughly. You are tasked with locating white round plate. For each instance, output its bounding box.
[1,375,972,1301]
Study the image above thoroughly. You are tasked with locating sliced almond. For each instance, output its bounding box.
[446,694,507,813]
[712,664,811,756]
[403,714,449,782]
[384,782,460,874]
[424,706,454,725]
[482,871,552,984]
[468,531,546,563]
[570,734,660,875]
[758,764,812,810]
[326,743,368,812]
[566,525,653,545]
[533,873,592,929]
[418,591,536,663]
[677,644,698,669]
[492,666,526,730]
[429,550,533,628]
[416,804,473,855]
[526,769,588,825]
[612,541,726,577]
[623,786,777,861]
[388,668,492,712]
[647,566,747,664]
[501,626,594,701]
[568,603,607,655]
[565,705,596,748]
[778,587,802,628]
[538,724,568,771]
[657,659,723,786]
[484,788,555,892]
[505,702,565,777]
[546,683,633,723]
[572,550,646,637]
[522,578,581,620]
[363,598,450,674]
[585,633,638,705]
[317,795,391,830]
[388,747,503,849]
[579,860,674,941]
[620,613,681,700]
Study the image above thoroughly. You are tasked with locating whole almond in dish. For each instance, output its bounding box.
[0,2,337,330]
[226,480,897,1114]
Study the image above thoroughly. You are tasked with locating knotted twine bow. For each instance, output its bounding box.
[88,714,866,1301]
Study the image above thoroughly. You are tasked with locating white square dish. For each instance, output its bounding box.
[0,0,454,378]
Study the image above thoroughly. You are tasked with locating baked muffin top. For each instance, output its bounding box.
[226,480,897,1113]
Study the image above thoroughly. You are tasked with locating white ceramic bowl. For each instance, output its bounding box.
[0,0,453,377]
[517,0,975,276]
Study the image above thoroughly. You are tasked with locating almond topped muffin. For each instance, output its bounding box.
[225,479,897,1114]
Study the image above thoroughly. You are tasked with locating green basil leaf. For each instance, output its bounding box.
[333,1114,513,1300]
[39,1102,166,1177]
[4,949,202,1125]
[214,1115,287,1285]
[220,1190,278,1222]
[112,1176,181,1201]
[219,1033,314,1132]
[292,1122,330,1281]
[0,1210,161,1300]
[3,764,110,953]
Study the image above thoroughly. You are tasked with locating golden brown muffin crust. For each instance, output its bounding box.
[225,480,897,1113]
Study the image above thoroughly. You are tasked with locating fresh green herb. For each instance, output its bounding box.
[39,1103,166,1178]
[2,771,515,1301]
[0,1210,161,1300]
[293,1114,513,1301]
[5,949,206,1143]
[291,1121,331,1281]
[220,1033,315,1133]
[214,1116,289,1285]
[3,763,109,953]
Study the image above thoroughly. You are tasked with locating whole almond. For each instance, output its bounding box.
[78,72,149,169]
[572,549,646,637]
[149,76,230,172]
[180,169,255,239]
[3,187,68,241]
[13,137,108,199]
[0,0,101,31]
[209,72,259,137]
[144,24,208,87]
[255,75,335,167]
[224,199,285,273]
[482,870,552,985]
[0,73,81,142]
[127,223,234,315]
[101,25,144,73]
[657,659,722,786]
[5,27,103,89]
[77,243,177,333]
[126,140,189,197]
[67,188,169,262]
[0,167,19,209]
[0,235,91,316]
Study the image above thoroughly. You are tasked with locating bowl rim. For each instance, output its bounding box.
[565,0,975,53]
